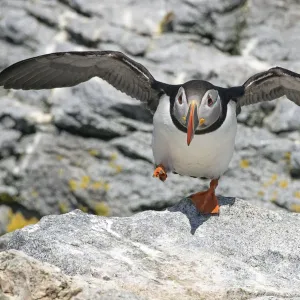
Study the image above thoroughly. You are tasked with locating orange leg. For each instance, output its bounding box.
[153,164,167,182]
[189,179,219,214]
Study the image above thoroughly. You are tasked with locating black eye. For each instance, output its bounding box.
[178,94,183,104]
[208,96,214,107]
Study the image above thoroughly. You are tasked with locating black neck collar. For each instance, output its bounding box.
[169,87,230,135]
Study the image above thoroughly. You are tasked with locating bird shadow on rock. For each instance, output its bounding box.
[167,196,235,235]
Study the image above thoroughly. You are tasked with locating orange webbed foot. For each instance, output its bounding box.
[190,191,219,214]
[189,179,219,214]
[153,164,167,182]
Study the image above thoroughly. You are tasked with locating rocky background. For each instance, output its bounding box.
[1,1,300,299]
[1,0,300,235]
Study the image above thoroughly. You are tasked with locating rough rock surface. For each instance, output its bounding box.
[1,198,300,299]
[0,250,82,300]
[0,250,142,300]
[1,0,300,234]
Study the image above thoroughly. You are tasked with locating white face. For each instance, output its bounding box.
[173,87,222,131]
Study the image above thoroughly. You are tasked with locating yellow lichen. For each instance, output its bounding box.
[91,181,103,190]
[6,210,39,233]
[108,152,122,172]
[69,176,108,192]
[284,152,291,161]
[94,202,110,216]
[78,205,88,213]
[263,182,269,188]
[290,204,300,213]
[166,275,179,282]
[58,168,64,177]
[294,191,300,199]
[270,191,278,202]
[257,190,265,197]
[271,174,278,182]
[263,174,278,187]
[31,189,39,198]
[240,159,249,169]
[59,202,69,214]
[103,182,110,191]
[279,180,288,189]
[88,149,100,157]
[110,153,118,161]
[69,179,78,191]
[56,155,64,161]
[80,176,90,189]
[156,11,174,34]
[109,162,122,173]
[0,193,15,203]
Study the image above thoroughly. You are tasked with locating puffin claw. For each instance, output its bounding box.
[153,164,167,182]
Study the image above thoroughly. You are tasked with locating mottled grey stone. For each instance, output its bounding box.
[261,139,295,163]
[50,80,153,139]
[290,151,300,179]
[0,205,10,236]
[264,99,300,133]
[1,0,300,222]
[1,201,300,299]
[172,0,247,54]
[12,89,52,110]
[111,132,154,163]
[26,0,71,28]
[237,101,277,127]
[0,130,21,158]
[0,250,145,299]
[0,9,56,50]
[0,186,18,200]
[63,15,150,55]
[9,131,204,217]
[0,158,17,189]
[218,125,300,213]
[51,85,128,139]
[0,97,50,134]
[116,118,153,133]
[0,41,33,71]
[120,32,150,56]
[241,0,300,62]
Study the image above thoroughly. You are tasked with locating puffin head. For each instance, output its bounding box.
[172,80,222,146]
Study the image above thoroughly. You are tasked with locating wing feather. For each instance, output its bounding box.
[0,51,167,113]
[237,67,300,107]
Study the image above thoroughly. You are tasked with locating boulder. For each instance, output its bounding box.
[1,198,300,299]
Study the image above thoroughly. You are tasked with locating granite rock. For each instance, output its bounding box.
[290,151,300,179]
[264,99,300,133]
[1,199,300,299]
[0,205,10,236]
[8,131,203,217]
[0,250,142,300]
[0,129,21,159]
[1,0,300,232]
[241,0,300,62]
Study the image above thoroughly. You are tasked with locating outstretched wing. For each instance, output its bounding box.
[237,67,300,107]
[0,51,165,112]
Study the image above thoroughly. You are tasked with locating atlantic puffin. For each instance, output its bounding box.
[1,51,300,214]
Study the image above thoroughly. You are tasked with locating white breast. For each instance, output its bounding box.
[152,95,237,179]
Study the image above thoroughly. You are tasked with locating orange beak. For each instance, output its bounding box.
[186,102,199,146]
